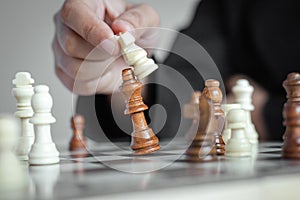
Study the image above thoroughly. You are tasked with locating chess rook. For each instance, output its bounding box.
[202,79,225,155]
[225,109,251,157]
[186,95,217,162]
[221,104,241,144]
[282,72,300,159]
[120,68,160,154]
[232,79,258,144]
[12,72,35,160]
[69,114,87,151]
[118,32,158,80]
[29,85,60,165]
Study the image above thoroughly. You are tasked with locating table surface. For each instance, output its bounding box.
[3,141,300,200]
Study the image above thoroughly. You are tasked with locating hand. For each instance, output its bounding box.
[53,0,160,95]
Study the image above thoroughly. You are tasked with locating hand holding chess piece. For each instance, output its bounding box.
[120,68,160,154]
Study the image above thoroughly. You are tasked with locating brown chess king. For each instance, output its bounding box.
[120,68,160,154]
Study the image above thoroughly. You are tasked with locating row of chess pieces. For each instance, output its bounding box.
[120,69,300,161]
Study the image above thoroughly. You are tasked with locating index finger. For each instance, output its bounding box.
[60,0,114,47]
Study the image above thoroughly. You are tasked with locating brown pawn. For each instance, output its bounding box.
[120,68,160,154]
[186,95,217,162]
[202,79,225,155]
[282,72,300,159]
[69,114,87,152]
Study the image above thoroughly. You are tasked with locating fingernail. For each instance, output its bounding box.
[100,39,116,55]
[115,20,134,32]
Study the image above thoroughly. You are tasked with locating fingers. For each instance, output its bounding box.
[60,0,119,54]
[111,4,160,38]
[55,13,113,60]
[104,0,127,21]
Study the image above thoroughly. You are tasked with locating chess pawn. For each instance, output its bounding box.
[232,79,258,144]
[225,109,251,157]
[282,72,300,159]
[0,115,27,195]
[221,104,241,144]
[186,96,217,162]
[12,72,35,160]
[29,85,60,165]
[120,68,160,154]
[69,114,87,152]
[202,79,225,155]
[118,32,158,80]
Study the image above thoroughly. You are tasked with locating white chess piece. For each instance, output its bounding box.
[118,32,158,80]
[221,104,241,144]
[225,109,251,157]
[29,85,59,165]
[232,79,258,144]
[0,115,27,195]
[12,72,35,160]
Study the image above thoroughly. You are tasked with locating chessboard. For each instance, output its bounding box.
[21,140,300,200]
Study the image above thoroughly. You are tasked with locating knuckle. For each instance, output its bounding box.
[63,35,75,56]
[60,0,73,23]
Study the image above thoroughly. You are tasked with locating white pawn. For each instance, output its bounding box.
[232,79,258,144]
[118,32,158,80]
[0,115,27,194]
[221,104,241,144]
[225,109,251,157]
[12,72,35,160]
[29,85,59,165]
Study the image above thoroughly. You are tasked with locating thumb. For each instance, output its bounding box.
[111,4,160,38]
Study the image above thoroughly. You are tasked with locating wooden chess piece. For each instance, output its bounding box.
[282,72,300,159]
[120,68,160,154]
[202,79,225,155]
[69,114,87,152]
[183,91,201,140]
[186,95,217,162]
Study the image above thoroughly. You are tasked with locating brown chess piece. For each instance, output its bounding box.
[202,79,225,155]
[120,68,160,154]
[69,114,87,152]
[183,91,201,140]
[282,72,300,159]
[186,94,217,162]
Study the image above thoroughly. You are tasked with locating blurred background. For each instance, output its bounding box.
[0,0,199,145]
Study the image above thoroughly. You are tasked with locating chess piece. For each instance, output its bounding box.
[282,72,300,159]
[225,109,251,157]
[118,32,158,80]
[221,104,241,144]
[120,68,160,154]
[183,91,201,140]
[29,85,60,165]
[186,95,217,162]
[232,79,258,144]
[69,114,87,151]
[0,115,27,195]
[12,72,35,160]
[202,79,225,155]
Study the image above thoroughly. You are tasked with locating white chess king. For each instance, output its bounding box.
[29,85,59,165]
[12,72,35,160]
